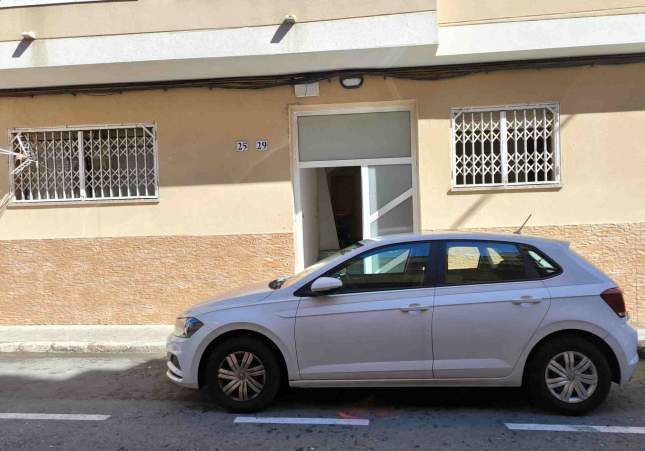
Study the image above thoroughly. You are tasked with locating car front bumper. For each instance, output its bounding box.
[165,333,200,389]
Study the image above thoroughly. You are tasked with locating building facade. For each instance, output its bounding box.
[0,0,643,326]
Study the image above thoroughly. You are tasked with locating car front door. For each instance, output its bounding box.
[295,242,435,380]
[432,240,551,379]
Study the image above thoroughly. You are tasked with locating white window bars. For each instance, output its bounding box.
[9,124,158,203]
[451,104,560,189]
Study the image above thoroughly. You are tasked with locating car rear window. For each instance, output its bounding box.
[525,248,561,278]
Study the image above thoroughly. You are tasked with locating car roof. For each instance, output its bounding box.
[361,231,569,248]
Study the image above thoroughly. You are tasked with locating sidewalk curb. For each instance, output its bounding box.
[0,342,166,353]
[0,325,172,353]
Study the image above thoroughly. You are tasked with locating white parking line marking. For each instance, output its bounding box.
[505,423,645,434]
[0,413,110,421]
[234,416,370,426]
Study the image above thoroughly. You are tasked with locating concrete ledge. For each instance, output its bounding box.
[0,325,172,353]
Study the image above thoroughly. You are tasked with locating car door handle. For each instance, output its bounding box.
[511,296,544,306]
[400,303,429,313]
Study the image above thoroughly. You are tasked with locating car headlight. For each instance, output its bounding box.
[174,317,204,338]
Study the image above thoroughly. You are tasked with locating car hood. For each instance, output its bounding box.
[183,282,274,317]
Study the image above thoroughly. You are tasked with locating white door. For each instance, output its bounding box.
[432,240,551,378]
[295,242,434,380]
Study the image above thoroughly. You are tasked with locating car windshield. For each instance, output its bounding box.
[269,243,363,289]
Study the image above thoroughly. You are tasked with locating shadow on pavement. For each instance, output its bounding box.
[1,353,642,419]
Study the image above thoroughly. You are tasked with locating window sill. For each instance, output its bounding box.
[7,198,160,208]
[448,184,562,195]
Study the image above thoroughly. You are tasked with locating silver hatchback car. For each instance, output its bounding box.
[167,232,638,414]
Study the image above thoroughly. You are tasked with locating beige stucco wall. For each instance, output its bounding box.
[0,0,435,42]
[1,223,641,326]
[0,233,293,325]
[2,62,644,239]
[437,0,645,25]
[0,62,644,325]
[0,87,296,239]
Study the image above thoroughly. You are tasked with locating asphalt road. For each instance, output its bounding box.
[0,352,643,450]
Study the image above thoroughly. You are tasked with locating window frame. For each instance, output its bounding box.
[436,239,563,287]
[7,122,159,206]
[450,102,561,191]
[294,241,437,296]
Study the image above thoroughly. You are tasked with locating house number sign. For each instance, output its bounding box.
[256,139,268,152]
[235,140,268,152]
[235,140,249,152]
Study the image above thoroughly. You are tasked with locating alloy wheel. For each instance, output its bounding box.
[217,351,266,402]
[545,351,598,403]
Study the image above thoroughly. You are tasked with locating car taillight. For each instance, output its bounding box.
[600,287,626,318]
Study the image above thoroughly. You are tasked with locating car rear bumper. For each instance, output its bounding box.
[605,321,639,385]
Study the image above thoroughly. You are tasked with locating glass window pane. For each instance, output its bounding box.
[327,242,430,291]
[370,197,413,237]
[445,241,528,284]
[527,249,560,277]
[367,164,412,215]
[298,111,411,162]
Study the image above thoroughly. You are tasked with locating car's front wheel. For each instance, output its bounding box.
[527,336,611,415]
[205,336,282,412]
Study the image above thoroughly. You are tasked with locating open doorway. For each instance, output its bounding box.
[293,104,418,270]
[299,167,362,265]
[326,167,362,250]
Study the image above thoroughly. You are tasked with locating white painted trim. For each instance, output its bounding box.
[4,12,645,89]
[234,417,370,426]
[299,157,412,169]
[0,413,110,421]
[437,13,645,62]
[291,102,419,271]
[0,12,438,89]
[360,165,371,240]
[409,103,420,235]
[289,106,304,272]
[505,423,645,434]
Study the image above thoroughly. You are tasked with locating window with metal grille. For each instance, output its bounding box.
[451,104,560,188]
[9,124,158,203]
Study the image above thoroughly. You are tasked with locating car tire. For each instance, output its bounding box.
[205,336,282,413]
[527,336,611,415]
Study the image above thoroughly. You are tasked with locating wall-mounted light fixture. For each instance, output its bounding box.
[339,76,364,89]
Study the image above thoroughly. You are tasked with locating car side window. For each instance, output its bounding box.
[444,241,528,285]
[526,248,561,277]
[326,242,431,292]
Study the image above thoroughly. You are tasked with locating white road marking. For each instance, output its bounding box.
[505,423,645,434]
[0,413,110,421]
[234,416,370,426]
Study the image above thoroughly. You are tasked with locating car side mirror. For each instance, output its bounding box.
[310,277,343,295]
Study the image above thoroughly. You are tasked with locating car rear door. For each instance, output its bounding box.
[432,240,551,379]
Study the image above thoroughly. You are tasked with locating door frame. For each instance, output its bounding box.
[290,101,420,271]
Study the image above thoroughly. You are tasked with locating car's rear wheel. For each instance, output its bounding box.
[527,336,611,415]
[205,337,281,412]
